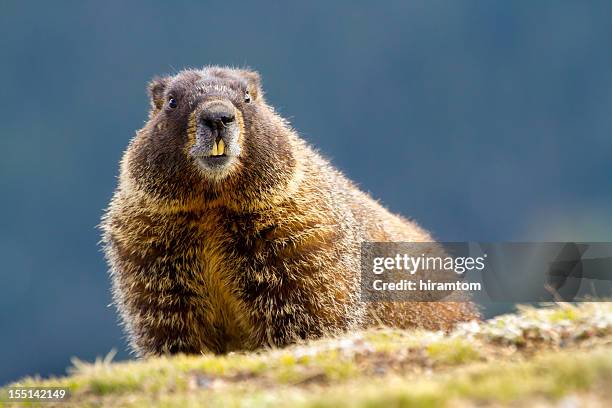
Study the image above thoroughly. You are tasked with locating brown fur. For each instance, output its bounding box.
[100,66,478,356]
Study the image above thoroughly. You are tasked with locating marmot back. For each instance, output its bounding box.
[101,66,478,356]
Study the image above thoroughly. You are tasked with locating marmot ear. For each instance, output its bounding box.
[148,76,169,112]
[239,69,262,101]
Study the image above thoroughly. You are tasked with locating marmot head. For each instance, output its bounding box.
[123,67,297,210]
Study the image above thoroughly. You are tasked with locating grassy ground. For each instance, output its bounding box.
[1,303,611,407]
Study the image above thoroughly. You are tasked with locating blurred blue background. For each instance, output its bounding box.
[1,0,611,385]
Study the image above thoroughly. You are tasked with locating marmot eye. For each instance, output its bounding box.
[244,91,251,103]
[168,97,177,109]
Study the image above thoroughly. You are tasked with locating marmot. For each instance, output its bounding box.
[101,66,478,356]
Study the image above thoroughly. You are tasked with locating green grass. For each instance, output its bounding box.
[1,303,610,407]
[425,338,481,365]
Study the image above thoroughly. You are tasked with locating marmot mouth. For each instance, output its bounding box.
[196,155,232,170]
[209,138,225,157]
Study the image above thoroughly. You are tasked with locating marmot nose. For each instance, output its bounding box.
[200,105,235,129]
